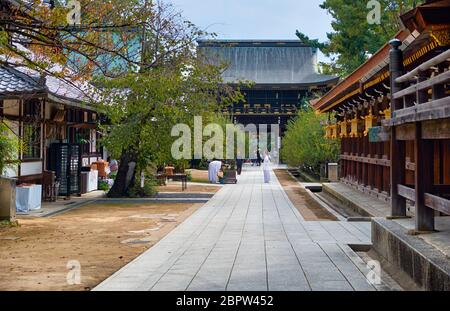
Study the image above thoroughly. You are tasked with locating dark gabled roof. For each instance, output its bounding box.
[0,65,45,96]
[197,40,338,86]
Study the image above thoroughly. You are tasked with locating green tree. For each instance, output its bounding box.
[99,2,242,197]
[296,0,425,76]
[0,122,20,176]
[99,61,241,197]
[281,108,340,174]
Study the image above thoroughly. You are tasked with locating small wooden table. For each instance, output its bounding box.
[167,173,188,191]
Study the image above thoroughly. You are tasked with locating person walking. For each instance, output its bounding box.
[236,152,244,175]
[262,151,271,183]
[256,149,262,167]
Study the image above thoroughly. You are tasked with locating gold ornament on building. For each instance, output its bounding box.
[361,108,378,136]
[331,124,338,139]
[339,119,348,138]
[380,108,391,120]
[349,117,360,138]
[430,25,450,47]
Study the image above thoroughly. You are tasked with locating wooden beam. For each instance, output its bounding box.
[398,184,415,201]
[424,193,450,216]
[388,96,450,126]
[396,123,416,141]
[339,154,416,172]
[393,70,450,99]
[422,119,450,140]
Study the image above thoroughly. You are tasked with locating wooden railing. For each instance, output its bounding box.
[340,154,417,171]
[386,49,450,127]
[388,45,450,231]
[398,184,450,215]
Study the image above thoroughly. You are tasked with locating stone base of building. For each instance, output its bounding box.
[372,218,450,291]
[322,182,390,217]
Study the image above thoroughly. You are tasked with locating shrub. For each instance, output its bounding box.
[281,108,340,175]
[128,176,158,198]
[0,122,20,176]
[186,171,192,182]
[98,180,110,191]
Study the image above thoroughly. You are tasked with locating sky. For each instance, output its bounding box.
[167,0,334,62]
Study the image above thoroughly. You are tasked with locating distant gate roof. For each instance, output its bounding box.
[197,40,338,87]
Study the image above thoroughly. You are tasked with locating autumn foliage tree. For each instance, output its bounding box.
[96,1,243,197]
[0,0,243,196]
[0,0,149,83]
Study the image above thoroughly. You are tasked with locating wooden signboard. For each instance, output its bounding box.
[369,126,391,142]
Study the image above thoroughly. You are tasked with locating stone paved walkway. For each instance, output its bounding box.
[94,166,385,291]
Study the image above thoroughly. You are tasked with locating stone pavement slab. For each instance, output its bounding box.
[94,166,391,291]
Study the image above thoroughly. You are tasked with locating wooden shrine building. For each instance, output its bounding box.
[312,0,450,232]
[0,64,102,190]
[198,40,339,135]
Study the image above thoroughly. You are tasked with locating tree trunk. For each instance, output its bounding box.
[107,149,138,197]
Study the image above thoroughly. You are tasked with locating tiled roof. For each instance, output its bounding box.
[0,44,96,105]
[0,65,93,105]
[0,65,45,95]
[198,40,339,86]
[16,67,91,103]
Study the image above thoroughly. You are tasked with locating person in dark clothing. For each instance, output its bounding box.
[256,149,262,167]
[236,152,244,175]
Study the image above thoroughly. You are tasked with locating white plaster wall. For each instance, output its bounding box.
[3,99,19,116]
[21,161,43,176]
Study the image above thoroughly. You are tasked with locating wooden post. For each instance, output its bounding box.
[415,71,434,231]
[415,126,434,231]
[389,39,406,217]
[432,64,445,100]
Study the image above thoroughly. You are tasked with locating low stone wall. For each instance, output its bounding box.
[322,183,373,217]
[372,218,450,291]
[0,177,16,221]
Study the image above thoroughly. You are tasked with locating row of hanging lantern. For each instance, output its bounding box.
[324,107,391,139]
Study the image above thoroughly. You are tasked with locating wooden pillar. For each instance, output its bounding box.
[432,64,445,100]
[415,71,434,231]
[415,126,434,231]
[389,39,406,217]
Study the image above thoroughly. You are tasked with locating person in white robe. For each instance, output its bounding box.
[262,151,271,183]
[208,159,222,183]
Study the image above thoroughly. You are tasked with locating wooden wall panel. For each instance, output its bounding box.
[444,140,450,185]
[434,141,441,185]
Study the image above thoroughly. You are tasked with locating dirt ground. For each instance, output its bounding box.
[0,202,202,291]
[274,169,337,221]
